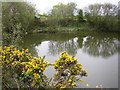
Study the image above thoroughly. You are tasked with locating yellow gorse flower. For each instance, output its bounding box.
[33,73,40,79]
[53,51,88,88]
[2,46,87,89]
[1,45,50,88]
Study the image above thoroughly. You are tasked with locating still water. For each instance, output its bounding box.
[17,32,119,88]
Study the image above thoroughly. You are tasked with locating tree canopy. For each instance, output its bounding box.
[84,3,118,16]
[50,2,77,18]
[84,3,118,32]
[2,2,35,34]
[2,2,36,45]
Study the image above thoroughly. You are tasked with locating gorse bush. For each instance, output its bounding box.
[1,45,88,89]
[2,45,50,89]
[53,51,88,88]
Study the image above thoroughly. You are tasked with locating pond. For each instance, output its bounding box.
[17,31,119,88]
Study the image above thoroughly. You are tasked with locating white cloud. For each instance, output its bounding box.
[26,0,119,14]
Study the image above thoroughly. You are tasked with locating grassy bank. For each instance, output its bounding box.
[32,23,91,33]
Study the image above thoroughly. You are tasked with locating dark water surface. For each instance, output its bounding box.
[17,32,119,88]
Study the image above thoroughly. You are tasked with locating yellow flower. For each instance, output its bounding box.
[77,64,82,67]
[2,47,88,89]
[10,45,14,48]
[21,62,25,64]
[86,84,90,87]
[6,48,10,51]
[2,56,5,59]
[31,83,35,87]
[33,73,40,79]
[79,80,84,82]
[68,79,72,82]
[71,83,76,86]
[61,86,65,88]
[25,49,29,52]
[33,64,39,69]
[33,57,37,60]
[26,68,32,73]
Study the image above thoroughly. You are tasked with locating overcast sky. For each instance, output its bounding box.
[26,0,119,14]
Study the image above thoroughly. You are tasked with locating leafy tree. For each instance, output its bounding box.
[2,2,35,45]
[46,2,77,27]
[84,3,118,32]
[51,2,77,18]
[77,9,84,22]
[102,3,118,16]
[2,2,35,33]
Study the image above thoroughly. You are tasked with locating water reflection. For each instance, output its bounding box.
[16,32,119,88]
[48,37,78,56]
[82,36,119,58]
[17,32,119,58]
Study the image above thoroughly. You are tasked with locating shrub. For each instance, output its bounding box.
[1,45,88,89]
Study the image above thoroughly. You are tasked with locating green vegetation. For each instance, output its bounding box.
[2,1,118,46]
[1,1,119,89]
[2,2,35,45]
[32,2,91,33]
[33,23,90,33]
[78,9,86,22]
[1,45,87,89]
[84,3,118,32]
[32,2,118,33]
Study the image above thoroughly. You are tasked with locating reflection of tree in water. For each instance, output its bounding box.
[17,33,77,56]
[82,36,119,58]
[77,35,84,48]
[16,32,119,58]
[16,35,42,57]
[48,38,78,56]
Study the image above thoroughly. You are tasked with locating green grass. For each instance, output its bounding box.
[33,23,91,33]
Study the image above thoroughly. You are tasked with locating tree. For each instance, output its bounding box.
[102,3,118,16]
[2,2,36,45]
[51,2,77,18]
[85,3,118,17]
[77,9,84,22]
[84,3,118,32]
[46,2,77,27]
[2,2,35,33]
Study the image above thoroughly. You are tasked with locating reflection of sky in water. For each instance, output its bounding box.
[34,37,118,88]
[83,36,89,45]
[35,41,49,57]
[76,49,118,88]
[17,32,119,88]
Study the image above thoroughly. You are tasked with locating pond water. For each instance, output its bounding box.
[17,31,119,88]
